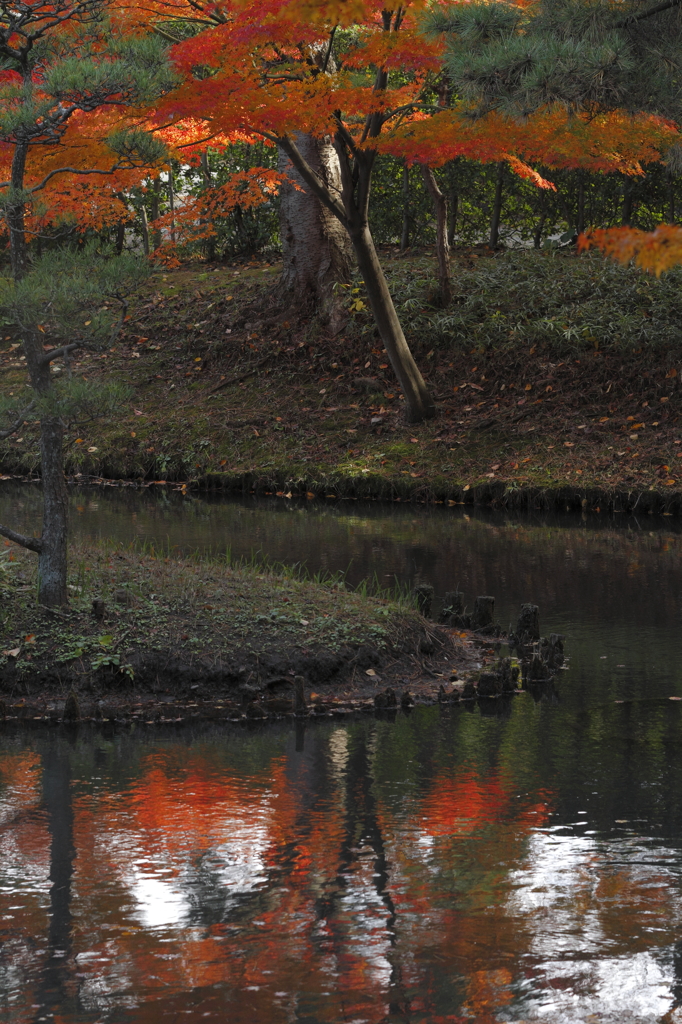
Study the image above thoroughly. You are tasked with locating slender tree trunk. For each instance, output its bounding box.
[22,335,69,607]
[576,174,585,236]
[668,178,676,224]
[420,164,452,306]
[278,133,353,328]
[349,222,435,422]
[622,176,634,226]
[200,151,216,262]
[115,221,125,254]
[400,163,410,250]
[533,210,547,249]
[140,206,150,257]
[489,162,504,248]
[448,190,459,247]
[5,140,70,606]
[37,417,68,606]
[168,166,176,243]
[150,177,162,249]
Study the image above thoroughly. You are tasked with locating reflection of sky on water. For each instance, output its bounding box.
[502,828,682,1021]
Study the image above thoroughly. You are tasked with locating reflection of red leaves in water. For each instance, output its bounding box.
[419,768,551,837]
[1,746,557,1024]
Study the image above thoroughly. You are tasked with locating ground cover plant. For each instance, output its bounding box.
[2,246,681,508]
[0,537,472,717]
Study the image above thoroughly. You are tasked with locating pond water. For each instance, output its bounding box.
[3,484,682,1021]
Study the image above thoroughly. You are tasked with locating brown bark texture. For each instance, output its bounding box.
[278,133,353,327]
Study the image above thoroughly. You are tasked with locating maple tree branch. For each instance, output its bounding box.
[0,401,35,440]
[0,523,42,552]
[331,114,359,157]
[175,132,222,148]
[322,25,337,73]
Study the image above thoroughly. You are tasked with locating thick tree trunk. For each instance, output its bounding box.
[420,164,452,306]
[489,162,504,248]
[350,222,435,422]
[278,133,353,326]
[277,133,435,423]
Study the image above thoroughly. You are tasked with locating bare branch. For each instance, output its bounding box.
[0,523,42,552]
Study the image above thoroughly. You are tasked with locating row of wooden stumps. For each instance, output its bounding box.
[413,584,566,697]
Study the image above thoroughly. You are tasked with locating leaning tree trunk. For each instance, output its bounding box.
[349,222,435,422]
[420,164,452,307]
[278,133,353,329]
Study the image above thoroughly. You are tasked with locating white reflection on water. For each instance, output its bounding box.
[505,829,682,1021]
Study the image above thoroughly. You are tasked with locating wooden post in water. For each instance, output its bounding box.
[294,675,307,715]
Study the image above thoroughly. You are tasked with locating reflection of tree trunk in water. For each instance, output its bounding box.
[34,743,75,1019]
[314,729,404,1006]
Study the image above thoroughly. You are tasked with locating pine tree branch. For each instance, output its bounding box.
[0,401,35,439]
[0,524,42,552]
[616,0,682,25]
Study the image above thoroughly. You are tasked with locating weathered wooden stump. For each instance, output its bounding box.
[477,671,502,697]
[516,604,540,646]
[439,590,465,624]
[523,652,553,685]
[470,596,495,631]
[540,633,565,670]
[374,687,398,710]
[413,583,434,618]
[63,690,80,722]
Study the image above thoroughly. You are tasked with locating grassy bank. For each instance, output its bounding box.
[2,247,682,510]
[0,540,475,719]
